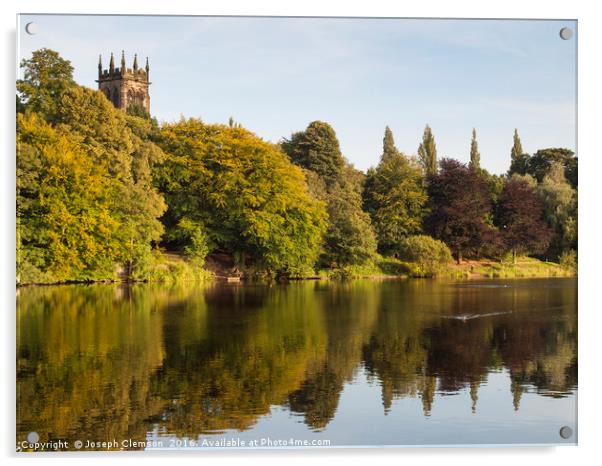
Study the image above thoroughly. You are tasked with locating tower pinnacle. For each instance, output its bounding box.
[97,50,151,114]
[120,50,126,74]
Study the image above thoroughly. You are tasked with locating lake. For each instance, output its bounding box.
[16,278,577,450]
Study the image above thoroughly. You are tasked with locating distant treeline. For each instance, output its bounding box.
[16,49,577,284]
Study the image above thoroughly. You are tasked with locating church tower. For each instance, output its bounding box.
[97,51,151,113]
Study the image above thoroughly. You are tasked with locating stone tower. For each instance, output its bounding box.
[97,51,151,113]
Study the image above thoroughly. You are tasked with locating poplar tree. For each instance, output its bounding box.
[508,129,530,176]
[469,128,480,170]
[382,126,398,162]
[418,124,437,176]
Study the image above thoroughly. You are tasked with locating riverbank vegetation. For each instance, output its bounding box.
[16,49,577,284]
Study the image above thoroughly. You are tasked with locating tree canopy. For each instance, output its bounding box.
[495,176,552,262]
[424,159,493,263]
[508,128,529,176]
[282,121,377,267]
[281,121,346,187]
[364,127,427,254]
[418,124,437,176]
[17,51,167,282]
[538,163,577,260]
[155,118,327,275]
[469,128,481,170]
[15,48,578,283]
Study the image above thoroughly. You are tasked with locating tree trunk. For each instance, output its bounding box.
[512,248,517,264]
[457,250,462,265]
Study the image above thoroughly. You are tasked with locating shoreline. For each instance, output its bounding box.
[16,262,576,288]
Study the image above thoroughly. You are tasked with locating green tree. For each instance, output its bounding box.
[527,148,577,188]
[283,122,377,267]
[155,118,327,275]
[424,158,493,263]
[417,124,437,176]
[17,48,75,121]
[17,113,120,282]
[469,128,480,170]
[382,126,397,162]
[364,127,427,254]
[538,163,577,260]
[508,129,530,176]
[495,176,552,263]
[126,103,151,120]
[322,176,378,267]
[281,121,345,186]
[16,49,167,283]
[55,85,167,277]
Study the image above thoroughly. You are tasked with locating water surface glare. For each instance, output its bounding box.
[16,278,577,449]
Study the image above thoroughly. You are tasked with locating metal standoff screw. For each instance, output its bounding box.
[559,27,573,40]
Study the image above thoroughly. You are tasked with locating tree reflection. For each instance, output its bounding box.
[17,279,577,449]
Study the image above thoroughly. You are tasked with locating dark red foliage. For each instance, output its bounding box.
[424,159,493,262]
[495,177,552,257]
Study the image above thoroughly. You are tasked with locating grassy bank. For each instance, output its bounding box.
[439,257,575,279]
[17,253,574,287]
[152,253,576,282]
[317,255,575,280]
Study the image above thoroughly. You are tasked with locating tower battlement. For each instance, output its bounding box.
[97,51,151,113]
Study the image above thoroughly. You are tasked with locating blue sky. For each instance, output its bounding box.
[18,15,576,174]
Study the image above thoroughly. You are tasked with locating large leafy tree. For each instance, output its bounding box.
[528,148,577,188]
[364,127,427,254]
[495,176,552,263]
[281,121,345,187]
[17,49,167,283]
[283,122,377,267]
[155,118,327,275]
[418,124,437,176]
[508,129,530,176]
[323,173,378,267]
[17,114,120,282]
[17,48,75,121]
[424,158,492,263]
[54,86,167,276]
[538,163,577,260]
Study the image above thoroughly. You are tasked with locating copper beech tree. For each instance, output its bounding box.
[424,159,493,264]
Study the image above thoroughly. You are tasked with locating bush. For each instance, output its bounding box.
[397,235,452,277]
[170,218,210,265]
[559,249,577,272]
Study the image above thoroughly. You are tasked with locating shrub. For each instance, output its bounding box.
[397,235,453,277]
[559,249,577,272]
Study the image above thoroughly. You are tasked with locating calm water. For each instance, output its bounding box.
[16,278,577,450]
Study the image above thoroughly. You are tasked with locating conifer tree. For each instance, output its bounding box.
[418,124,437,176]
[469,128,480,170]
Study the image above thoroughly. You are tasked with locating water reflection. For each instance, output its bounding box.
[17,278,577,449]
